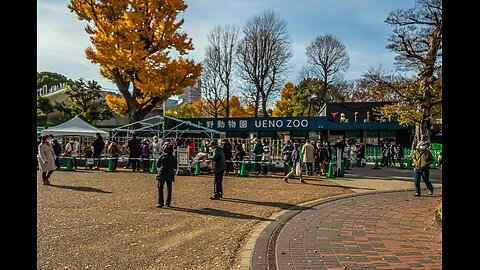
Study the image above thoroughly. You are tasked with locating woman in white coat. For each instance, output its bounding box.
[38,135,56,185]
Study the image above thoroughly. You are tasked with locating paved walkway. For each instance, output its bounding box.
[244,167,442,270]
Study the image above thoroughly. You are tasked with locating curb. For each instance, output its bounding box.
[435,209,442,232]
[238,188,418,270]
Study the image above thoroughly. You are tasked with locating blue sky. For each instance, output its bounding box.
[37,0,416,92]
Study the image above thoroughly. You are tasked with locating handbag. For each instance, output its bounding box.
[295,162,302,175]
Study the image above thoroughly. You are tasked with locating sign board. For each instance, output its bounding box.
[182,117,315,132]
[176,147,190,170]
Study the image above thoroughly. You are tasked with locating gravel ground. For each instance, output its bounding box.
[37,169,353,270]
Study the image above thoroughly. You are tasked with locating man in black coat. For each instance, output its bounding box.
[156,142,177,208]
[127,134,142,172]
[221,138,233,173]
[209,140,226,200]
[91,133,105,170]
[51,138,62,170]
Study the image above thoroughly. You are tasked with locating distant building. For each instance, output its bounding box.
[37,83,185,127]
[178,79,201,104]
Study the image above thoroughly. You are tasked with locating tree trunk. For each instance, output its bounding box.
[262,94,269,117]
[254,90,260,117]
[226,86,230,118]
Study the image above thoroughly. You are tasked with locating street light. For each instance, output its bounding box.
[307,93,318,116]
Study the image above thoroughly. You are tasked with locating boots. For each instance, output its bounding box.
[42,179,51,185]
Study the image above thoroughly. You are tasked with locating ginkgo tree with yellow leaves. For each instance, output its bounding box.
[68,0,202,124]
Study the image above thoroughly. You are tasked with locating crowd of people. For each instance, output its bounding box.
[38,133,440,206]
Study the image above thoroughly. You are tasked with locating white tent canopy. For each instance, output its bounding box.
[110,115,221,139]
[40,115,109,138]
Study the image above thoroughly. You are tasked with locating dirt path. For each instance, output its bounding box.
[37,170,353,270]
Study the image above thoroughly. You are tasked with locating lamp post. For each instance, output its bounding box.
[307,93,318,142]
[307,93,318,117]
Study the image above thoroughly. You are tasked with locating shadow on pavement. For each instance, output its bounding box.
[167,206,275,221]
[220,197,312,211]
[49,184,113,194]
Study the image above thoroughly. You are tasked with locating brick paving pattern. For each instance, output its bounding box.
[253,190,442,270]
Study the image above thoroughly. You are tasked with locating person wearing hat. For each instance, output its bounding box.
[38,134,56,185]
[412,141,435,196]
[208,140,226,200]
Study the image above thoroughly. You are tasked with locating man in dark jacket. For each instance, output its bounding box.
[127,134,142,172]
[209,140,226,200]
[252,138,263,175]
[221,138,233,173]
[156,142,177,208]
[91,133,105,170]
[51,138,62,170]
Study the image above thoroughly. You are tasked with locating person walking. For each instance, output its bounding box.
[141,138,152,172]
[209,140,226,200]
[233,142,246,175]
[282,140,294,176]
[64,137,80,170]
[127,134,142,172]
[221,138,233,174]
[283,143,305,184]
[302,140,315,176]
[261,139,271,175]
[91,132,105,170]
[412,141,435,196]
[107,139,121,171]
[38,135,56,185]
[156,142,177,208]
[252,138,263,175]
[51,138,62,170]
